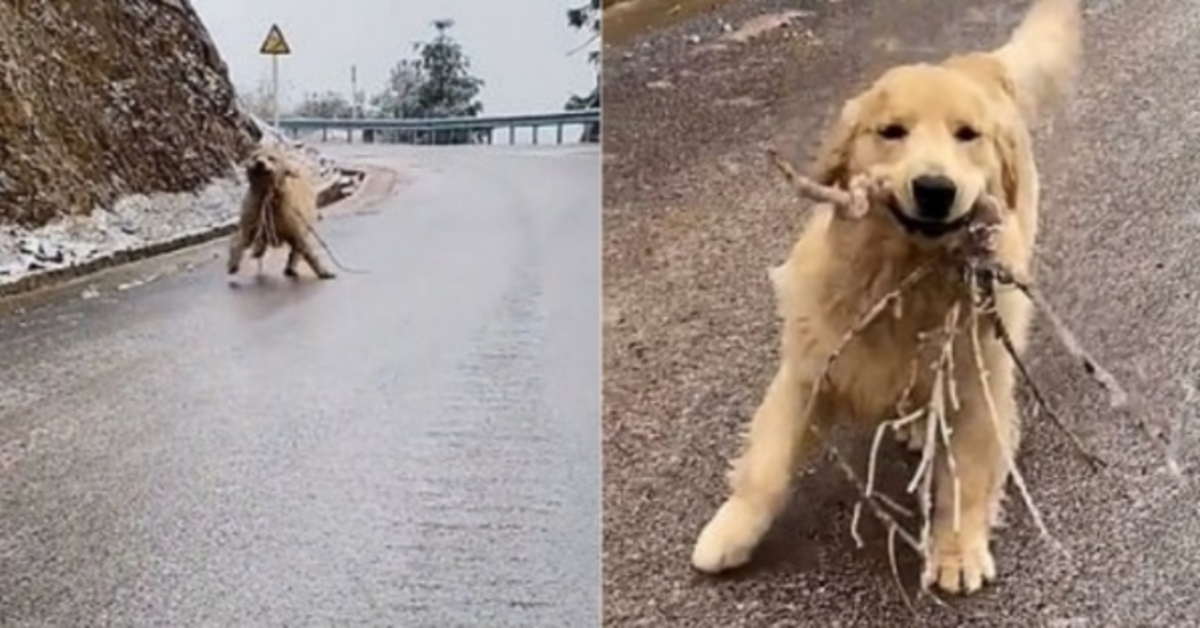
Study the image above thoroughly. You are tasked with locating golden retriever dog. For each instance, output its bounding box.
[691,0,1082,594]
[227,146,336,280]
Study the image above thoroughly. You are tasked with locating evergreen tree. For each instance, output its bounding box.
[371,59,424,119]
[370,19,486,144]
[413,19,485,119]
[566,0,600,142]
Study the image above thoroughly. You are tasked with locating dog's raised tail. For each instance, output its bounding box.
[991,0,1083,121]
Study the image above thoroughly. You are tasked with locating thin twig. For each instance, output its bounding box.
[867,409,924,497]
[888,526,919,617]
[1003,275,1128,410]
[993,316,1108,471]
[875,491,917,519]
[821,435,923,552]
[970,302,1066,557]
[566,31,600,57]
[765,147,883,220]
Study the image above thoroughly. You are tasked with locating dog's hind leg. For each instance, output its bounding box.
[692,362,825,573]
[283,248,299,278]
[290,238,336,280]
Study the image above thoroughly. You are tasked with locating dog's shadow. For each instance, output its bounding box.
[224,269,328,319]
[702,432,928,585]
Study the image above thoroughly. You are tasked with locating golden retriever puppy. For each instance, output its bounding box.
[691,0,1082,594]
[227,146,336,280]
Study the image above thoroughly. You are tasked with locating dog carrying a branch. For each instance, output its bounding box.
[228,146,337,280]
[691,0,1104,597]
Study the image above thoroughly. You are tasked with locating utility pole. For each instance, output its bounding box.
[271,55,280,127]
[351,64,359,118]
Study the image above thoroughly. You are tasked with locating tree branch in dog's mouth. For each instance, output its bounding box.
[767,146,982,239]
[766,145,1127,417]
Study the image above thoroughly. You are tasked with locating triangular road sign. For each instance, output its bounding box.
[259,23,291,55]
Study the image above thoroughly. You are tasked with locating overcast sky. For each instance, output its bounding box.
[190,0,597,115]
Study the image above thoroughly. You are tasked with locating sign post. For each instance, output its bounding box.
[258,23,292,128]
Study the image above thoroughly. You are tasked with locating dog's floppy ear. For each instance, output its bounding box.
[994,127,1022,211]
[810,95,862,188]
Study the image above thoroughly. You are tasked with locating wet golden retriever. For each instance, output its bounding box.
[691,0,1082,594]
[227,146,336,280]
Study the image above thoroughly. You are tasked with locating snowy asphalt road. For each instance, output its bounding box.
[0,145,600,626]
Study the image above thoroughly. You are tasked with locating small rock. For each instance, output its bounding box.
[686,34,701,44]
[39,246,64,264]
[66,242,98,259]
[20,239,65,264]
[17,237,40,255]
[81,286,100,299]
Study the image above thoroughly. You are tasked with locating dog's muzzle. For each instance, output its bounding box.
[887,198,973,238]
[885,174,973,238]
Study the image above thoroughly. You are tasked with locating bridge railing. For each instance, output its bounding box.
[276,109,601,146]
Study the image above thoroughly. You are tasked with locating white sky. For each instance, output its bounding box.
[190,0,597,115]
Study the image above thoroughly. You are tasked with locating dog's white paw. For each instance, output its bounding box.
[691,498,772,573]
[922,528,996,594]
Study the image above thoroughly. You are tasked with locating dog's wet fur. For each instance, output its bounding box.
[691,0,1082,595]
[227,146,335,280]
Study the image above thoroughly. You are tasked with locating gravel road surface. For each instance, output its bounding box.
[602,1,1200,625]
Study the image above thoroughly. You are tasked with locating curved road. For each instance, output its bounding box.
[0,145,600,626]
[604,0,1200,626]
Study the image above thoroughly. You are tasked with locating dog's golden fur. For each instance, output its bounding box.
[227,146,335,280]
[692,0,1082,594]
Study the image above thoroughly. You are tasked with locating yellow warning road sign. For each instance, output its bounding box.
[259,24,291,55]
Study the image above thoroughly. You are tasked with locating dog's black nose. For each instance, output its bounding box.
[910,174,957,220]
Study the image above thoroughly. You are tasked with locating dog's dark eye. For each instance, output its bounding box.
[954,125,981,142]
[877,124,908,140]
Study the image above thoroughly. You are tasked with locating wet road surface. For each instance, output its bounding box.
[0,145,600,626]
[603,0,1200,626]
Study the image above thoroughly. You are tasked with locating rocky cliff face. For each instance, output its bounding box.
[0,0,257,227]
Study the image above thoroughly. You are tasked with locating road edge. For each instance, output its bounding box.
[0,166,395,301]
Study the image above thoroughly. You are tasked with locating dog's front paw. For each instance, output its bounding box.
[922,526,996,594]
[691,498,773,574]
[316,270,337,280]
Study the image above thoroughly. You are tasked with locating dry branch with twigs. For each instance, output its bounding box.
[765,147,1136,594]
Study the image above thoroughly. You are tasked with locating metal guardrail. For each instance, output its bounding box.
[276,109,601,146]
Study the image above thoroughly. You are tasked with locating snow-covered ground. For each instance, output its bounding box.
[0,114,361,288]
